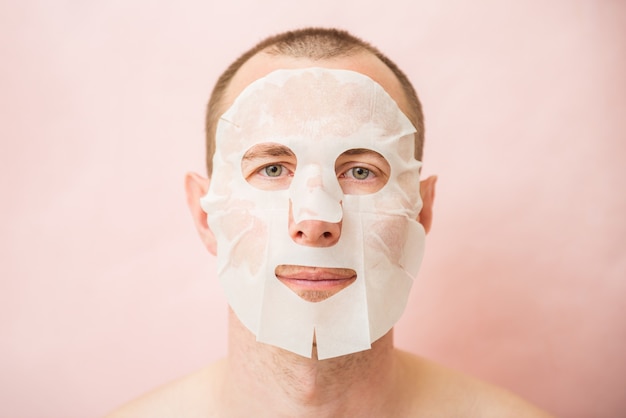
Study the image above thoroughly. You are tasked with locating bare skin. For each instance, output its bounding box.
[105,51,553,417]
[107,311,552,417]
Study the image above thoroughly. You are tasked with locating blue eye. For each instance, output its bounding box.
[263,165,283,177]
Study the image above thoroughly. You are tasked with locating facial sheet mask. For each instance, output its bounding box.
[201,68,425,359]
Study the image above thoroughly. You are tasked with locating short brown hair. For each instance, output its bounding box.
[204,27,424,174]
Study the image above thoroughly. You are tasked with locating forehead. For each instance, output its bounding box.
[223,50,410,119]
[222,68,413,148]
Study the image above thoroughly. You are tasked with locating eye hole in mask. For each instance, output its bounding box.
[334,148,390,195]
[241,143,390,195]
[241,142,297,191]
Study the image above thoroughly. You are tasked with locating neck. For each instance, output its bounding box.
[221,309,406,417]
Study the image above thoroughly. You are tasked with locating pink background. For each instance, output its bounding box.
[2,1,625,417]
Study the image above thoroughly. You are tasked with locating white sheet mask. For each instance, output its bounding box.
[201,68,425,359]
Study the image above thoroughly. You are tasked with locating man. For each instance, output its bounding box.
[108,28,551,417]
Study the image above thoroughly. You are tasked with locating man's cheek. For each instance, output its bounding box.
[219,207,255,240]
[225,215,268,275]
[396,171,421,205]
[210,164,236,197]
[365,217,408,265]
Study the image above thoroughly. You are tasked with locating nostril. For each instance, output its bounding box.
[289,219,342,247]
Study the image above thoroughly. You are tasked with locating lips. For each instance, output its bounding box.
[275,265,357,303]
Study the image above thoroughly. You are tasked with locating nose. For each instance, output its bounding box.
[287,163,343,247]
[288,203,342,247]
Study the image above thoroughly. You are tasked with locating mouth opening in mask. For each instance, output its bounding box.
[274,264,357,303]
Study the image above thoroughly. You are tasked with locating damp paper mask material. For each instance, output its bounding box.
[201,68,425,359]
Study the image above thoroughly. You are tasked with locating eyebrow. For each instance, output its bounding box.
[342,148,376,156]
[243,144,295,160]
[341,148,387,162]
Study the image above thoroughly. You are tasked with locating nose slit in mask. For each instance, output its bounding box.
[289,164,344,224]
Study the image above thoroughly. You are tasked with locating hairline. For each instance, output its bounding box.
[204,30,424,175]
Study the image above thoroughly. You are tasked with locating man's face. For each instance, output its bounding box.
[201,53,426,359]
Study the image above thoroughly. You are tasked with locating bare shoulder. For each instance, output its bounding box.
[104,358,226,418]
[396,350,554,417]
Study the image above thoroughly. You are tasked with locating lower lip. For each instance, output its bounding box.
[277,277,356,291]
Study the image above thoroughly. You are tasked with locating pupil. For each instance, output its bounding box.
[353,167,369,179]
[266,165,282,177]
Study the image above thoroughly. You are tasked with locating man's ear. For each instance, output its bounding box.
[185,172,217,255]
[417,175,437,234]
